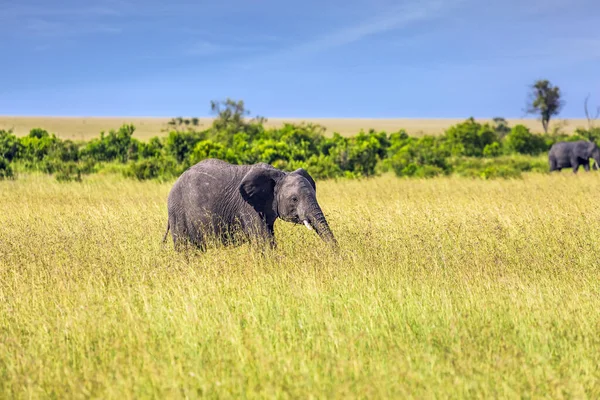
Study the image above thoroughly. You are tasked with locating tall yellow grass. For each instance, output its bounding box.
[1,172,599,398]
[0,116,589,140]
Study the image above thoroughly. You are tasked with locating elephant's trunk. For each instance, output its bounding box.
[302,202,337,246]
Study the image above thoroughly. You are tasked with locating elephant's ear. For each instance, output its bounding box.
[291,168,316,192]
[239,166,285,213]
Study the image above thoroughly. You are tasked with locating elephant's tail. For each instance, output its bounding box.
[162,220,170,243]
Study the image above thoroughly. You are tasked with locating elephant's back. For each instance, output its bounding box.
[549,141,575,155]
[187,159,250,182]
[168,159,252,225]
[175,159,247,200]
[572,140,595,153]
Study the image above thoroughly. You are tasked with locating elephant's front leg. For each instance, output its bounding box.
[242,213,276,249]
[266,222,277,249]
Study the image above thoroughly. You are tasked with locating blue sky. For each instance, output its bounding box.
[1,0,599,118]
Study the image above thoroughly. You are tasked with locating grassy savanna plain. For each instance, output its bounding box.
[1,171,600,398]
[0,116,589,140]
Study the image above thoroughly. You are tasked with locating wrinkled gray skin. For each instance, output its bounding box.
[549,140,600,173]
[163,159,336,250]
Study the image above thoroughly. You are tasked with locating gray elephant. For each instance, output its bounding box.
[549,140,600,173]
[162,159,336,250]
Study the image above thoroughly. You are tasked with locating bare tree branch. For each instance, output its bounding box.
[585,94,600,130]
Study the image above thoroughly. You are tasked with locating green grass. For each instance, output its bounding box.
[1,172,600,398]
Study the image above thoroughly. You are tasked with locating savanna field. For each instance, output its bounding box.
[0,116,588,140]
[1,172,600,398]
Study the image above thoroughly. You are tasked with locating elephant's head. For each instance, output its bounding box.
[591,144,600,170]
[239,165,337,245]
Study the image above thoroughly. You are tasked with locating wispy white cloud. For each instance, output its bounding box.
[24,18,122,37]
[237,0,463,68]
[563,38,600,56]
[185,41,228,56]
[0,4,121,19]
[552,37,600,65]
[520,0,593,16]
[180,28,282,45]
[0,2,123,39]
[408,34,600,73]
[282,0,456,56]
[494,36,600,66]
[184,40,264,58]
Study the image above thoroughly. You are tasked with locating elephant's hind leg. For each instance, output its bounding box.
[169,214,207,252]
[548,156,557,172]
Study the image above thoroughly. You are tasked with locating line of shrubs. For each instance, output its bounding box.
[1,117,599,182]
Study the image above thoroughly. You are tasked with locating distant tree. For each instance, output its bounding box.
[210,99,250,130]
[492,117,510,139]
[191,117,200,126]
[209,98,267,145]
[525,79,564,133]
[183,119,190,126]
[210,98,253,138]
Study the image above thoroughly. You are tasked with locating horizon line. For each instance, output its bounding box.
[0,115,587,121]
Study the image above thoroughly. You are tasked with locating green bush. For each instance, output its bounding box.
[387,136,450,178]
[19,128,62,164]
[124,158,179,181]
[279,123,328,162]
[40,159,96,181]
[286,154,342,179]
[248,139,291,165]
[54,162,83,182]
[391,162,446,178]
[139,137,164,159]
[483,142,502,157]
[504,125,547,155]
[414,165,446,178]
[0,157,14,179]
[81,124,140,163]
[0,130,22,162]
[326,132,388,177]
[480,166,522,179]
[451,156,542,179]
[444,118,499,157]
[164,130,207,163]
[190,140,240,165]
[1,113,572,182]
[53,139,80,162]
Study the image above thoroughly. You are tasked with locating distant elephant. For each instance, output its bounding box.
[162,159,337,250]
[548,140,600,173]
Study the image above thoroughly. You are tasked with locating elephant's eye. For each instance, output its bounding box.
[291,196,298,203]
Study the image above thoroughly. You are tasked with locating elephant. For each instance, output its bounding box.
[548,140,600,173]
[162,158,337,250]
